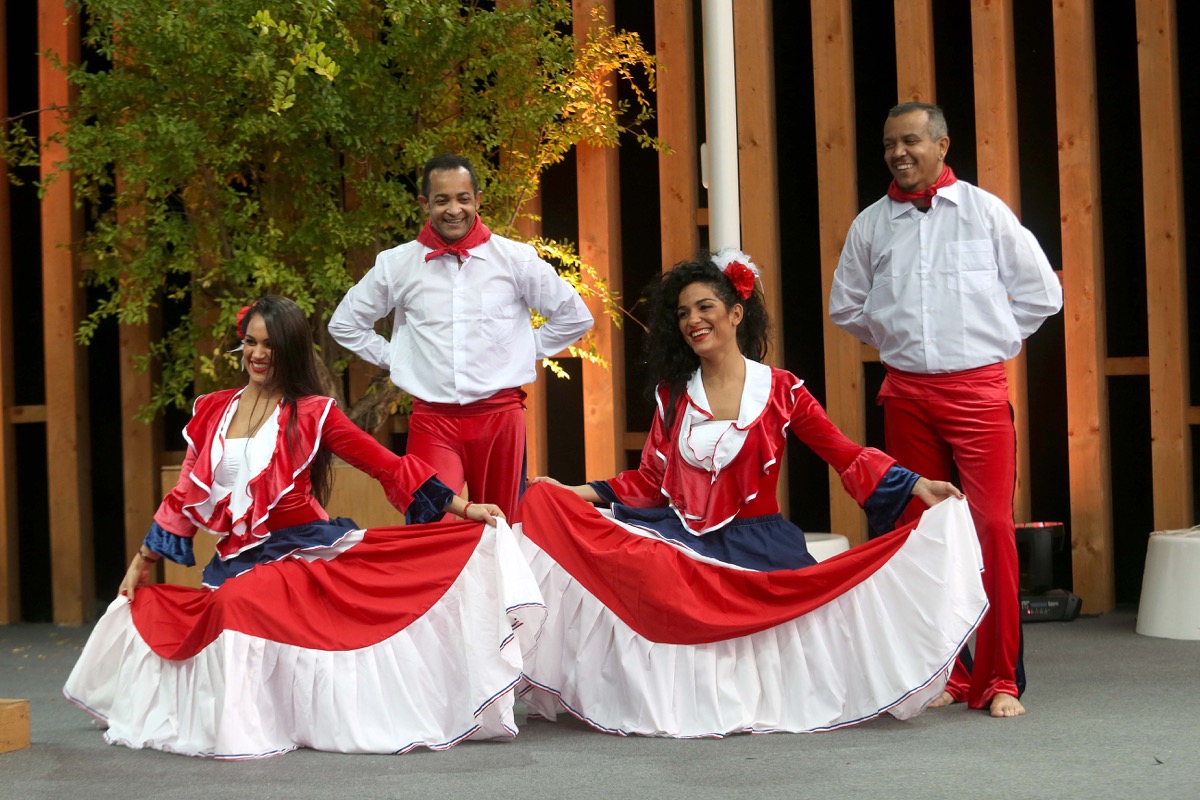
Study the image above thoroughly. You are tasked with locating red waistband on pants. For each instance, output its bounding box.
[878,362,1009,404]
[411,387,528,418]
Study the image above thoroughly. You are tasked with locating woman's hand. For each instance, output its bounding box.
[463,502,505,528]
[118,553,155,603]
[528,476,602,504]
[527,475,564,488]
[912,476,964,508]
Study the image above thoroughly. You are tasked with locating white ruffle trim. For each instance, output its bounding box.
[64,523,545,758]
[514,498,987,737]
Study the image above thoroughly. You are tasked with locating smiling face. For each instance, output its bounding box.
[241,313,274,389]
[418,167,482,242]
[677,281,744,361]
[883,110,950,193]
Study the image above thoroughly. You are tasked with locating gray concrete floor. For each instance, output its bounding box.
[2,611,1198,800]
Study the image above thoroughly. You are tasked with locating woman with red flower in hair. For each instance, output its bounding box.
[516,252,988,738]
[64,295,543,759]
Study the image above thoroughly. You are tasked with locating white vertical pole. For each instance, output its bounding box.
[702,0,740,251]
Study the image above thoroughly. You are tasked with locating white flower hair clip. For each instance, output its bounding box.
[713,248,760,300]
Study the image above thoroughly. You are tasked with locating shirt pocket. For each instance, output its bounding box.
[481,290,518,346]
[945,240,997,294]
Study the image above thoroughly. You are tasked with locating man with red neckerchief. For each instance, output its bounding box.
[329,154,593,517]
[828,102,1062,718]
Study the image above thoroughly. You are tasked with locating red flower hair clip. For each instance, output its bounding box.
[236,304,253,337]
[713,248,760,300]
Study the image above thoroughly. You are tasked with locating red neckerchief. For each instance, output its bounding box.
[887,164,957,205]
[417,215,492,262]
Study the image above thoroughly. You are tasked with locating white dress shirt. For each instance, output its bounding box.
[828,180,1062,373]
[329,233,593,404]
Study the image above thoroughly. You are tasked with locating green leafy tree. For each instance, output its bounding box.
[6,0,658,427]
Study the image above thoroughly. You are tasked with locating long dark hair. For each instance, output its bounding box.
[239,295,333,506]
[641,258,769,428]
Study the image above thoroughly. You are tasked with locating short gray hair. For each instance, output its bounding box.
[888,102,948,141]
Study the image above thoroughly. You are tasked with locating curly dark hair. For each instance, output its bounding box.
[641,258,769,427]
[239,295,334,506]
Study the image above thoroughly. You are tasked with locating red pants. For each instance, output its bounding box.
[880,364,1022,709]
[407,389,527,518]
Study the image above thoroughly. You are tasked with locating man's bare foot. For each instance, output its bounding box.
[928,691,956,708]
[989,693,1025,718]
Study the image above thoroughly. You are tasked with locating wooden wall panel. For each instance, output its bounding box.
[894,0,936,102]
[0,1,18,623]
[39,0,94,624]
[654,0,701,267]
[810,0,867,543]
[114,180,162,563]
[119,317,160,563]
[516,191,549,478]
[1136,0,1193,530]
[971,0,1032,522]
[734,0,789,516]
[1053,0,1114,613]
[574,0,625,480]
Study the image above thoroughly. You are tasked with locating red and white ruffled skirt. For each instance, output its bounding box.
[514,483,987,737]
[63,521,545,758]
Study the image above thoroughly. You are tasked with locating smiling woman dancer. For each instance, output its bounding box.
[516,252,988,737]
[64,295,543,758]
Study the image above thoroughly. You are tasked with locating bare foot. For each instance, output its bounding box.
[989,693,1025,718]
[928,691,956,708]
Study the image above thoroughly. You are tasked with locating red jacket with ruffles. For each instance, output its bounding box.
[606,363,897,535]
[153,389,436,560]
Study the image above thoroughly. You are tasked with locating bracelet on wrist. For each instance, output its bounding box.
[462,501,475,519]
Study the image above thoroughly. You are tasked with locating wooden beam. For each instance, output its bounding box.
[119,320,160,563]
[894,0,936,102]
[654,0,701,267]
[39,0,94,625]
[810,0,867,544]
[9,406,47,423]
[1104,356,1150,376]
[114,175,162,564]
[971,0,1031,522]
[0,0,18,624]
[1136,0,1193,530]
[734,0,788,517]
[574,0,625,480]
[1053,0,1114,613]
[516,190,549,478]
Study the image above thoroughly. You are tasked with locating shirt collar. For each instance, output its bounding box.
[888,179,964,219]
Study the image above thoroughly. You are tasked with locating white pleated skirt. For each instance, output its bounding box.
[515,496,987,737]
[63,521,545,759]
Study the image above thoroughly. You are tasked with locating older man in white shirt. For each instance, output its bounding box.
[330,154,593,517]
[829,103,1062,719]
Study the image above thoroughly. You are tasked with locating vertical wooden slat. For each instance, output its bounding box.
[811,0,867,544]
[894,0,936,102]
[516,191,549,478]
[971,0,1031,523]
[734,0,788,517]
[1053,0,1114,612]
[39,0,94,624]
[0,0,19,623]
[114,174,162,564]
[119,315,160,563]
[574,0,624,480]
[1136,0,1193,530]
[654,0,701,267]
